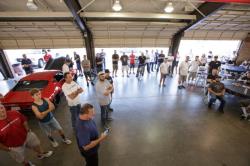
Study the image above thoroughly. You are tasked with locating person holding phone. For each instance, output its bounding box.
[76,103,108,166]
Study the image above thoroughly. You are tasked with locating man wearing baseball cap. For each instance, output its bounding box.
[95,71,113,126]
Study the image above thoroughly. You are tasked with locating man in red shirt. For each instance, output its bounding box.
[43,50,52,63]
[0,104,53,166]
[129,50,136,74]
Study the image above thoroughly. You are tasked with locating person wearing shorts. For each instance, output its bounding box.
[129,50,136,74]
[178,56,189,89]
[159,58,170,87]
[120,52,129,77]
[0,104,53,166]
[112,50,119,77]
[136,53,146,77]
[30,88,72,148]
[188,56,200,85]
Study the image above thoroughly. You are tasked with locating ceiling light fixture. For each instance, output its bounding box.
[27,0,38,10]
[164,2,174,13]
[112,0,122,12]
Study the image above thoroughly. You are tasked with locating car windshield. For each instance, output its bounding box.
[44,57,66,70]
[13,80,48,91]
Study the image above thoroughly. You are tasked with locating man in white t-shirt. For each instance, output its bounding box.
[62,72,84,130]
[200,54,207,66]
[188,56,200,84]
[62,59,71,74]
[159,58,170,87]
[150,50,155,72]
[95,71,113,126]
[178,56,189,89]
[167,56,174,77]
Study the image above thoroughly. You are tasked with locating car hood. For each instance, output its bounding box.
[2,91,33,105]
[2,85,56,106]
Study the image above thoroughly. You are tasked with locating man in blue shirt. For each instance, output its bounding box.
[76,104,108,166]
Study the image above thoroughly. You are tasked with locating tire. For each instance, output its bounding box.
[38,59,44,68]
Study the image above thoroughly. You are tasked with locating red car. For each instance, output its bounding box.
[0,57,77,111]
[0,70,64,111]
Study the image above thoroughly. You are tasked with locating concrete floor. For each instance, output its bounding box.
[0,72,250,166]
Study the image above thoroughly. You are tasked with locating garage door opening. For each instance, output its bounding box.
[178,40,241,62]
[4,47,169,77]
[4,48,86,77]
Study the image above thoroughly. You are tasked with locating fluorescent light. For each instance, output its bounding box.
[164,2,174,13]
[27,0,38,10]
[112,0,122,12]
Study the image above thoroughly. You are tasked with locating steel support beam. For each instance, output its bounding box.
[169,2,226,57]
[0,12,72,21]
[88,21,188,27]
[81,12,196,21]
[63,0,96,68]
[0,50,14,79]
[0,11,195,23]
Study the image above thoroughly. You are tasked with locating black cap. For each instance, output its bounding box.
[105,69,110,73]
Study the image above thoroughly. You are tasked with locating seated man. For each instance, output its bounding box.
[207,69,220,84]
[204,69,221,96]
[208,77,226,113]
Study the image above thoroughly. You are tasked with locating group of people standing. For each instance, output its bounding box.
[110,50,180,79]
[60,70,113,166]
[0,69,111,166]
[1,48,237,166]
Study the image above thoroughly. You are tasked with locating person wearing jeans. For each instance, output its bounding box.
[208,78,226,113]
[100,105,110,123]
[62,72,84,130]
[69,104,81,129]
[95,71,113,126]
